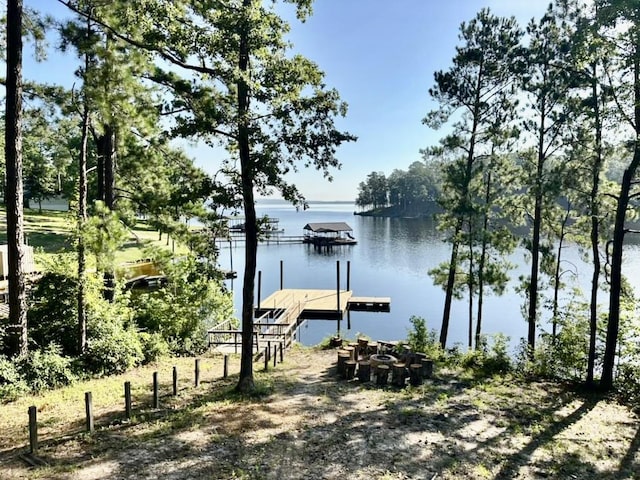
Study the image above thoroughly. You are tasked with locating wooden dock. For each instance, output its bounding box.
[255,288,390,320]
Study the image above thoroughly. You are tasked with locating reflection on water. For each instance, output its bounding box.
[223,201,640,350]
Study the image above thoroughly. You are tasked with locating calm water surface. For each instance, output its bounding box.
[221,201,640,349]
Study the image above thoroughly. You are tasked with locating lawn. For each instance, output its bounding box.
[0,207,185,267]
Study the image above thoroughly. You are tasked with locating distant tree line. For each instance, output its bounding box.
[356,161,442,215]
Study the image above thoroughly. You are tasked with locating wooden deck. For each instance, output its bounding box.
[256,288,390,320]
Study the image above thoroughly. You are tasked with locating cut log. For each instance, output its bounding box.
[376,364,390,386]
[409,364,423,386]
[344,346,355,361]
[344,360,357,380]
[358,360,371,382]
[348,342,359,360]
[421,358,434,379]
[392,363,406,387]
[337,352,350,376]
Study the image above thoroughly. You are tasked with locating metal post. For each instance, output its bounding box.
[280,260,284,290]
[279,342,284,362]
[264,347,269,371]
[195,358,201,387]
[347,260,351,291]
[85,392,94,433]
[257,270,262,309]
[224,355,229,378]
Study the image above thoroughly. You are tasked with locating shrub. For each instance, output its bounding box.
[18,345,76,392]
[84,321,143,375]
[406,315,443,361]
[0,355,28,401]
[139,332,170,364]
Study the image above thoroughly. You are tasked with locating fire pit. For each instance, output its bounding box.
[369,353,398,370]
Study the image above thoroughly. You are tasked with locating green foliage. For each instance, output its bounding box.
[129,250,235,356]
[28,254,80,354]
[18,345,77,392]
[84,310,143,375]
[0,355,29,401]
[83,201,128,273]
[406,316,443,361]
[459,334,512,377]
[139,332,170,364]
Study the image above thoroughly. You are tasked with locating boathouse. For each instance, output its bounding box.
[302,222,356,247]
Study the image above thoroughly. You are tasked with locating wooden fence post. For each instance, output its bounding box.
[28,406,38,454]
[223,355,229,379]
[124,381,132,419]
[85,392,94,433]
[153,372,159,409]
[195,358,201,387]
[173,366,178,396]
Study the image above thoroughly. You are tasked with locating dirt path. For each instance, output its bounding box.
[3,348,639,479]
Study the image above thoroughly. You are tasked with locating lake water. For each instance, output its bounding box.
[221,201,640,350]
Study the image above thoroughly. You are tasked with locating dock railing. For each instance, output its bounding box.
[208,293,306,354]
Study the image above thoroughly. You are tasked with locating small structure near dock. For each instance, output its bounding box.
[303,222,356,249]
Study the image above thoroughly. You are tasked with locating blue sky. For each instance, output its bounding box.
[23,0,550,202]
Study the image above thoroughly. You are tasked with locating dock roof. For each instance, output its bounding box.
[303,222,353,233]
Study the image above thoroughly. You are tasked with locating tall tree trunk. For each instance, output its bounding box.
[527,96,547,357]
[77,21,92,355]
[551,204,570,343]
[467,230,474,349]
[475,169,491,350]
[440,224,460,349]
[4,0,28,358]
[236,0,256,393]
[96,126,116,301]
[601,40,640,390]
[587,62,603,387]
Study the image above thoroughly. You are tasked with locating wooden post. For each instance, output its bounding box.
[280,260,283,290]
[124,381,132,419]
[28,406,38,454]
[392,363,406,387]
[336,260,341,333]
[223,355,229,379]
[376,364,390,386]
[172,366,178,395]
[347,260,351,291]
[264,347,269,371]
[409,364,423,386]
[279,342,283,362]
[195,358,201,387]
[257,270,262,310]
[344,360,357,380]
[273,346,277,367]
[153,372,159,409]
[358,361,371,382]
[85,392,94,433]
[267,341,271,362]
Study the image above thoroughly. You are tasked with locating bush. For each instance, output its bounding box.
[18,345,76,392]
[84,321,143,375]
[406,315,443,361]
[139,332,170,364]
[0,355,28,401]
